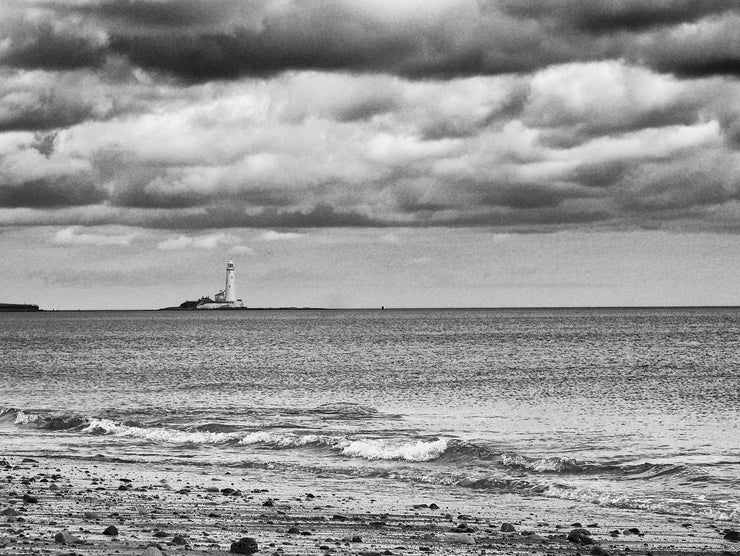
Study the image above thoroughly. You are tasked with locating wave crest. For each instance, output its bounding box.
[338,438,448,462]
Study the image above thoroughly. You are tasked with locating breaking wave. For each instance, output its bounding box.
[0,406,724,477]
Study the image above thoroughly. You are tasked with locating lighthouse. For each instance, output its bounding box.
[194,259,244,309]
[225,259,236,302]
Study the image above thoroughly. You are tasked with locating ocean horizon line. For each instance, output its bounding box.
[8,304,740,313]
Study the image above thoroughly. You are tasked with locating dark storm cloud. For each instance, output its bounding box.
[74,0,237,27]
[107,28,444,81]
[498,0,738,33]
[0,175,105,208]
[4,0,737,80]
[0,90,104,132]
[478,183,589,210]
[659,58,740,79]
[58,0,558,80]
[1,22,106,70]
[567,162,633,189]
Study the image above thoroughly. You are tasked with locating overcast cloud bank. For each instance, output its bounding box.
[0,0,738,233]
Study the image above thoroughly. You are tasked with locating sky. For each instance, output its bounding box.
[0,0,739,309]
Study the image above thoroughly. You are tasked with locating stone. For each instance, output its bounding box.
[287,526,300,534]
[501,522,516,532]
[103,525,119,536]
[231,537,259,554]
[351,535,362,543]
[591,546,610,556]
[623,527,640,535]
[428,503,439,510]
[567,528,594,545]
[443,533,475,545]
[22,494,38,504]
[171,535,188,545]
[54,530,83,544]
[0,509,19,517]
[724,530,740,542]
[141,548,163,556]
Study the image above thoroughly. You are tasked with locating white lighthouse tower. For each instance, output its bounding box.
[225,259,236,302]
[195,259,244,309]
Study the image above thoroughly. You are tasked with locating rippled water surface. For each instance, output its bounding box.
[1,308,738,521]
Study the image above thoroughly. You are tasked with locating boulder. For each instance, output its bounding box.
[230,537,259,554]
[54,530,83,544]
[500,522,516,532]
[103,525,119,536]
[567,528,594,545]
[724,530,740,542]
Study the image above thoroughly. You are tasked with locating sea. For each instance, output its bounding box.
[1,308,738,523]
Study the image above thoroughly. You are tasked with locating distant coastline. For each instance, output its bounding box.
[0,303,40,312]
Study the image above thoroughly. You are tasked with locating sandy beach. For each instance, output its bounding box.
[1,455,737,556]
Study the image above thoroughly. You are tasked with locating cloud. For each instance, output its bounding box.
[156,231,236,250]
[0,69,115,132]
[52,225,136,246]
[0,3,739,234]
[229,244,254,254]
[258,230,304,241]
[378,233,401,245]
[499,0,738,33]
[0,15,107,71]
[27,0,732,81]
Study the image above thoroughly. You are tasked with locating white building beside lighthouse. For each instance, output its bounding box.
[196,259,244,309]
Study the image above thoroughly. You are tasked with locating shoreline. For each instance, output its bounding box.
[1,454,736,556]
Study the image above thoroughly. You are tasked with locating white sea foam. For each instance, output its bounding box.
[545,484,740,522]
[82,419,237,444]
[77,418,448,463]
[501,453,579,472]
[13,411,39,425]
[338,438,448,461]
[238,431,330,447]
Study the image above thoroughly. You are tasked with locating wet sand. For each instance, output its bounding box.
[0,455,736,556]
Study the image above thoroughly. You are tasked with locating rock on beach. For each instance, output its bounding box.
[54,530,84,544]
[231,537,259,554]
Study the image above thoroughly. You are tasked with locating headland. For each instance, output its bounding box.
[0,303,40,312]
